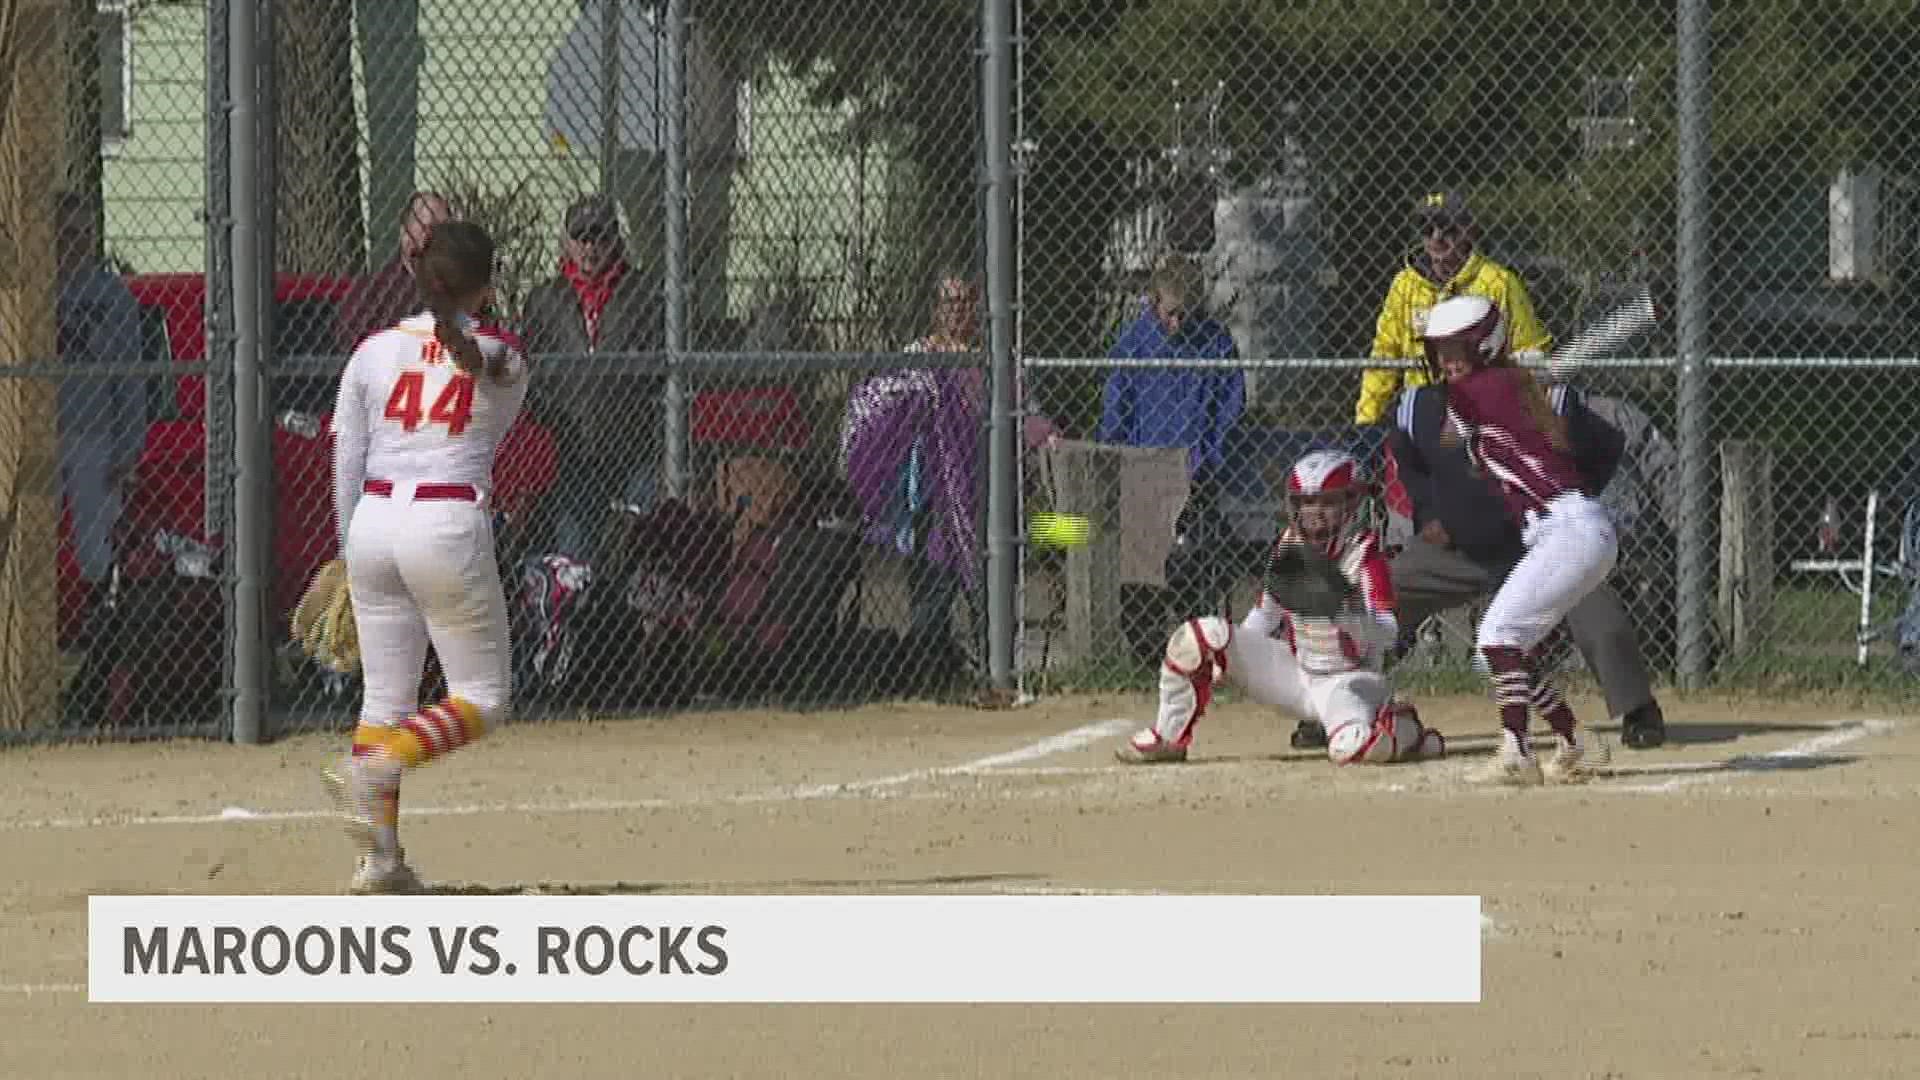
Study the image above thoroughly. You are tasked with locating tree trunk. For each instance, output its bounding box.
[62,0,101,249]
[275,0,365,276]
[0,0,67,727]
[355,0,420,272]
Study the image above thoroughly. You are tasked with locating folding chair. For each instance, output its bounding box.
[1788,490,1913,666]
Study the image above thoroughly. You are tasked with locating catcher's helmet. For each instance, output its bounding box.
[1420,294,1507,382]
[1285,449,1369,550]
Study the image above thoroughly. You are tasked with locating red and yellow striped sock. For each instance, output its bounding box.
[352,697,486,771]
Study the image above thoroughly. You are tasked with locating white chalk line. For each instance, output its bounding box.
[1604,718,1895,794]
[0,719,1139,998]
[0,718,1135,834]
[0,982,85,996]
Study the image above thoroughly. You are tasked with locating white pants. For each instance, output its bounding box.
[345,489,512,728]
[1154,613,1423,764]
[1478,491,1619,653]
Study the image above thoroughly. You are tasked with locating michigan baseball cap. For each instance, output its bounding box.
[1415,190,1474,227]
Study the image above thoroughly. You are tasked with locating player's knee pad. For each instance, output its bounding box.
[1328,698,1439,764]
[1165,616,1232,682]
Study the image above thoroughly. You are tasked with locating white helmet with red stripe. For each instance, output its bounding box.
[1285,449,1369,549]
[1420,294,1508,381]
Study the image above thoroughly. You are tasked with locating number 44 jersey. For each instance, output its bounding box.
[328,312,532,546]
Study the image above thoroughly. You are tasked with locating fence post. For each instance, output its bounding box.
[1673,0,1714,689]
[205,0,231,544]
[228,0,266,744]
[662,0,689,501]
[982,0,1019,693]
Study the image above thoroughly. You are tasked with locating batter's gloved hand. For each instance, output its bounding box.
[1262,538,1357,620]
[291,558,362,674]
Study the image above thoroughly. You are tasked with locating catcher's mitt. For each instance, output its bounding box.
[291,558,361,673]
[1262,537,1357,620]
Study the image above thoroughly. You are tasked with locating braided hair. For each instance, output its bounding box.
[416,221,506,381]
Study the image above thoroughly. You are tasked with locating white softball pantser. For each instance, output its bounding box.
[344,479,513,729]
[1476,490,1619,654]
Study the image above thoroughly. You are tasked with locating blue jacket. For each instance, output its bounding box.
[1097,300,1244,474]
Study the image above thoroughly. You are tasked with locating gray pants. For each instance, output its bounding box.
[58,438,123,585]
[1388,537,1656,719]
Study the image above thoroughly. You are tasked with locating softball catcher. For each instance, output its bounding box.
[1117,450,1444,766]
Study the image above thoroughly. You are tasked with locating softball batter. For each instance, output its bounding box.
[321,221,530,893]
[1419,294,1618,786]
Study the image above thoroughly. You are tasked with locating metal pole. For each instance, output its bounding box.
[599,0,620,195]
[1858,491,1877,668]
[982,0,1018,692]
[205,0,231,541]
[228,0,265,744]
[661,0,688,499]
[1674,0,1713,687]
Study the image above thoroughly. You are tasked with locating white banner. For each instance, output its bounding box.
[87,894,1481,1004]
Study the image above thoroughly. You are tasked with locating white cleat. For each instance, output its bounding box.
[1114,729,1188,764]
[349,853,425,896]
[319,764,378,855]
[1543,732,1611,784]
[1469,748,1545,787]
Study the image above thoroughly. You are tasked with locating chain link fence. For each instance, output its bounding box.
[6,2,1919,744]
[253,0,996,736]
[1016,2,1920,707]
[0,2,225,744]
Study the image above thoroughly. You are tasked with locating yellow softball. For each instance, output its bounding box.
[1030,512,1092,549]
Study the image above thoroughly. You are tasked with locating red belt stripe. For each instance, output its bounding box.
[363,479,478,501]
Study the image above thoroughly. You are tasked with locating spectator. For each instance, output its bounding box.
[1354,191,1551,426]
[335,190,453,352]
[1879,442,1920,670]
[519,194,665,562]
[1361,376,1669,751]
[843,272,987,652]
[1097,257,1244,478]
[54,192,147,624]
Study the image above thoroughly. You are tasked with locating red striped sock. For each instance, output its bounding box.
[1480,646,1534,755]
[358,698,487,770]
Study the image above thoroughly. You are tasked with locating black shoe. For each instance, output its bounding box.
[1290,719,1327,750]
[1621,702,1666,749]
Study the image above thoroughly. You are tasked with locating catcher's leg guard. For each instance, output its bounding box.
[1327,697,1440,765]
[1118,616,1232,763]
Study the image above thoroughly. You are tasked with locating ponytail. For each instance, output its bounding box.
[424,271,506,382]
[415,219,508,381]
[1514,368,1572,453]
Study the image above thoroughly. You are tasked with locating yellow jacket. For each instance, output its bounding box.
[1354,250,1551,424]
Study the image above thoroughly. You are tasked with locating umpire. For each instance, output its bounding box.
[1292,378,1668,751]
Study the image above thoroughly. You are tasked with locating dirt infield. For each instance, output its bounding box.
[3,689,1918,1078]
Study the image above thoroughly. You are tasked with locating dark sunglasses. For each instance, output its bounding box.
[569,227,618,244]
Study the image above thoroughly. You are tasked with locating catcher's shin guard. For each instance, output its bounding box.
[1327,698,1442,765]
[1119,616,1231,763]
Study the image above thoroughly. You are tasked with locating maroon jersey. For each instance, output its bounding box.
[1441,366,1589,523]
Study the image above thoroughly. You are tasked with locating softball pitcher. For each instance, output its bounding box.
[1116,450,1445,767]
[320,221,530,893]
[1419,293,1618,787]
